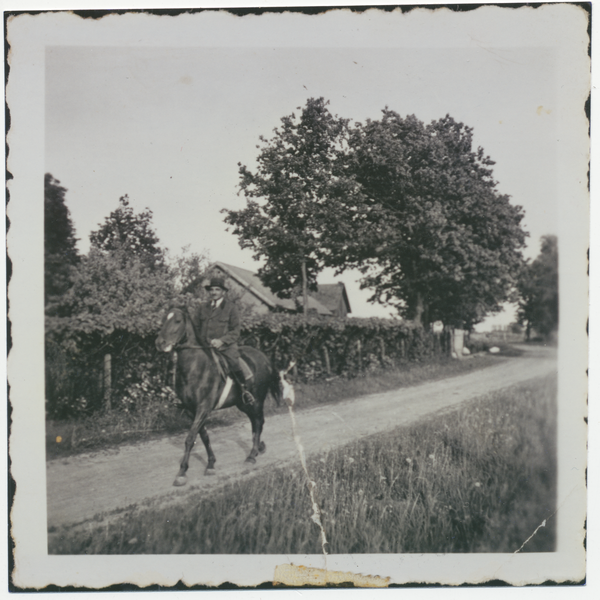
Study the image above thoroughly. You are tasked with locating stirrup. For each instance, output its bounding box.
[242,390,256,406]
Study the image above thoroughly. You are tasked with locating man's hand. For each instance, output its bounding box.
[210,339,224,350]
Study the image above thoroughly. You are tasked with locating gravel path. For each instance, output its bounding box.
[46,346,556,530]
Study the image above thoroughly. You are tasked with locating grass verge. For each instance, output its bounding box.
[46,353,511,460]
[49,372,556,554]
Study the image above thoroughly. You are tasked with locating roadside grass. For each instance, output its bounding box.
[49,373,556,555]
[46,353,512,460]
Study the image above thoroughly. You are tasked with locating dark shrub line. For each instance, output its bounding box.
[46,314,452,418]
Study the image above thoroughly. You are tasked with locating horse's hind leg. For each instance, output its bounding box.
[244,407,265,464]
[174,410,208,487]
[199,425,216,475]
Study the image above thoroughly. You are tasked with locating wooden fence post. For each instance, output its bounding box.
[379,338,386,362]
[323,346,331,375]
[172,351,178,389]
[103,353,112,411]
[356,339,362,371]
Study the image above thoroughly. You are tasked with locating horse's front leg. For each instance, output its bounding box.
[174,410,208,486]
[199,425,216,475]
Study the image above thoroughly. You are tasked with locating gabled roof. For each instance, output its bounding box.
[312,282,352,315]
[209,262,332,316]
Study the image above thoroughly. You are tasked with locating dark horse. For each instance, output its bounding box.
[156,307,282,486]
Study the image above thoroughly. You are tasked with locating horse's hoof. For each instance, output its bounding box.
[173,476,187,487]
[245,456,256,464]
[205,467,216,476]
[259,442,266,454]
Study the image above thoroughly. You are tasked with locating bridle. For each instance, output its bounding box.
[160,308,200,350]
[163,308,225,379]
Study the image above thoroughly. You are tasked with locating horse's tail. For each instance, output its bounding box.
[269,364,283,407]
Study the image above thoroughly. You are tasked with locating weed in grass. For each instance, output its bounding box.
[49,374,556,555]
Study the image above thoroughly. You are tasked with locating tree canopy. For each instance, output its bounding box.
[326,111,528,328]
[169,244,211,297]
[47,192,181,343]
[48,246,176,340]
[44,173,80,310]
[90,194,166,271]
[225,103,528,328]
[223,97,356,313]
[517,235,559,339]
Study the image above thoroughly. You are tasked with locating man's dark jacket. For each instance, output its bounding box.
[191,298,241,361]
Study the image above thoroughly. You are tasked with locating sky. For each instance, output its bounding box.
[44,9,562,323]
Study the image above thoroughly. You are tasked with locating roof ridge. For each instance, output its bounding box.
[211,262,277,309]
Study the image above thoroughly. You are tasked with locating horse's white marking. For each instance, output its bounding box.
[164,344,172,353]
[167,312,174,320]
[279,371,295,406]
[216,377,233,409]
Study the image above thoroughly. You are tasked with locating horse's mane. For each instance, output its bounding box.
[169,304,206,349]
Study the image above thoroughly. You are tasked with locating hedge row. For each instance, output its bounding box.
[241,313,450,378]
[45,314,451,419]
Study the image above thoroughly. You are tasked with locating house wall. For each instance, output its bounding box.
[335,299,348,318]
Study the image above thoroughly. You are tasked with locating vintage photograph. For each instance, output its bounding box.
[7,2,589,589]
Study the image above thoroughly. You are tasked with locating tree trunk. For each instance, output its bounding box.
[413,292,425,327]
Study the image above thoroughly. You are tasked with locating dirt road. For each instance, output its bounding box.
[46,347,556,530]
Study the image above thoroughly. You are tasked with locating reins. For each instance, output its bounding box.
[167,309,227,381]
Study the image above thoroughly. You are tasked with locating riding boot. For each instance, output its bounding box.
[230,364,255,406]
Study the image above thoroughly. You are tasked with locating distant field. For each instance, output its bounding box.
[46,352,512,460]
[49,373,556,555]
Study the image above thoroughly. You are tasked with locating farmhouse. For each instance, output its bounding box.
[207,261,351,317]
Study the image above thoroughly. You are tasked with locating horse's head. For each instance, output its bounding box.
[156,307,188,353]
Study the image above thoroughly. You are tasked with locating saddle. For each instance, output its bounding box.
[211,350,254,383]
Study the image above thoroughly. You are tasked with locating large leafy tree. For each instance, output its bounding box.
[45,195,204,415]
[90,194,166,271]
[223,97,356,314]
[517,235,559,340]
[44,173,79,311]
[49,247,176,339]
[48,195,174,341]
[326,111,528,329]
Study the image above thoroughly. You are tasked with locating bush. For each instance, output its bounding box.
[45,330,172,418]
[466,338,490,354]
[120,365,178,415]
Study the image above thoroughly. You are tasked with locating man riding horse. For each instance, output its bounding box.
[190,277,255,406]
